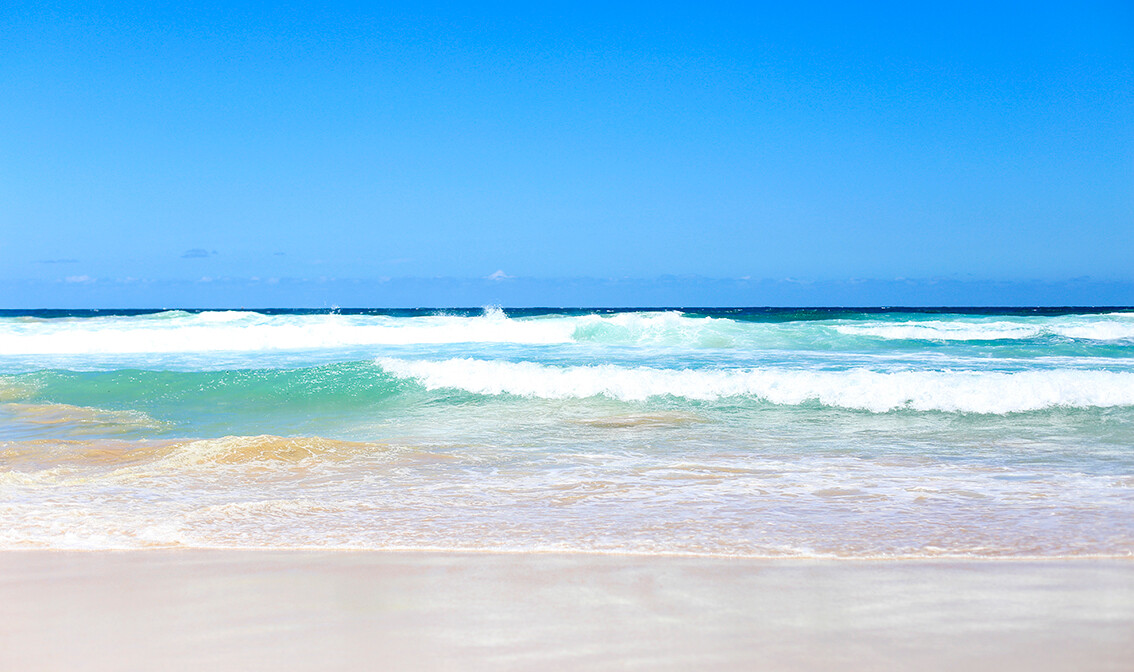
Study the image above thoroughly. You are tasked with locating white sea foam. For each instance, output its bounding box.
[1055,322,1134,340]
[0,311,575,354]
[2,310,1132,355]
[569,311,742,347]
[836,317,1134,342]
[376,357,1134,413]
[0,309,736,354]
[836,321,1040,341]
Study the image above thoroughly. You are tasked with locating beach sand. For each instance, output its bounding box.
[1,551,1131,671]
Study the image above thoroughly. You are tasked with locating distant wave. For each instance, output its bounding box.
[0,309,740,354]
[835,316,1134,342]
[2,309,1133,355]
[0,309,574,354]
[376,357,1134,413]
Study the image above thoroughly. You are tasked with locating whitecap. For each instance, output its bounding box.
[376,357,1134,413]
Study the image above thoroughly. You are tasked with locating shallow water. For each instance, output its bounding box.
[1,307,1132,556]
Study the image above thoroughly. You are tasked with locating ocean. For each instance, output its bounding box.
[1,307,1132,557]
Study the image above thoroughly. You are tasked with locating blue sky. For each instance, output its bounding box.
[2,1,1131,306]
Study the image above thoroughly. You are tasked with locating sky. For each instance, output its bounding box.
[2,1,1132,307]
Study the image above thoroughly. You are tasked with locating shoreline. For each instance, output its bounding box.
[2,550,1131,671]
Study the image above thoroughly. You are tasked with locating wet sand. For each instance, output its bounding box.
[1,551,1131,671]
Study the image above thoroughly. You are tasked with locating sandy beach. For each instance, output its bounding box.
[1,551,1131,671]
[7,0,1133,665]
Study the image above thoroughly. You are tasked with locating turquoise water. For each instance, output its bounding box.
[2,308,1133,556]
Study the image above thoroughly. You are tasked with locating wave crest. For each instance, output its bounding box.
[3,310,1133,355]
[836,316,1134,342]
[0,310,573,354]
[376,357,1134,413]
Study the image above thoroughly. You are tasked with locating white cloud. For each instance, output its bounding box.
[486,269,512,281]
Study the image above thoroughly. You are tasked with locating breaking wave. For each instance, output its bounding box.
[0,309,573,354]
[836,315,1134,342]
[2,309,1133,356]
[376,357,1134,413]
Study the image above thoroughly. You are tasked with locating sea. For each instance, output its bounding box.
[1,307,1132,558]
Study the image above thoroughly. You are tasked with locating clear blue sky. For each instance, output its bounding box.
[2,1,1131,306]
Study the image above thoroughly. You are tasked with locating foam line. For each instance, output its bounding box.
[376,357,1134,413]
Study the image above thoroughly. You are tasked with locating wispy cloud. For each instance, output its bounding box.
[64,275,94,283]
[181,248,216,259]
[38,258,79,264]
[486,269,512,281]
